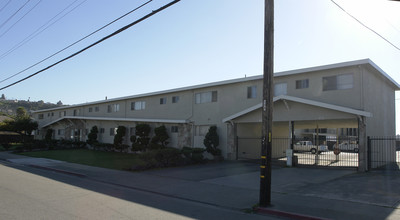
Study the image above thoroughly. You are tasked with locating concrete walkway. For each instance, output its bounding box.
[1,151,399,219]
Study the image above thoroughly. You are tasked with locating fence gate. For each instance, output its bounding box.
[237,137,359,169]
[368,137,400,171]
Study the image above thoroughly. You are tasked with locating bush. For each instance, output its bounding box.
[131,124,151,152]
[203,126,221,156]
[133,147,184,170]
[151,125,169,147]
[87,126,99,145]
[181,147,205,164]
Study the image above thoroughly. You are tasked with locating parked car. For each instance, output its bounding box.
[294,141,329,154]
[334,142,359,153]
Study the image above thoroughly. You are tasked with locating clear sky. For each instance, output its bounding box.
[0,0,400,131]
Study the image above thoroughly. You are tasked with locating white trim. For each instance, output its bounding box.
[222,95,372,123]
[41,116,188,128]
[33,59,399,113]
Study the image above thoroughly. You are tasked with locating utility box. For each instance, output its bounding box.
[286,149,293,167]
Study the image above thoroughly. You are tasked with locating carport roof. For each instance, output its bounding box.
[41,116,188,128]
[222,95,372,123]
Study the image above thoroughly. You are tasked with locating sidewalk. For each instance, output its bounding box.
[1,151,399,219]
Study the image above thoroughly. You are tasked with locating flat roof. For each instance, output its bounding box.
[33,59,399,113]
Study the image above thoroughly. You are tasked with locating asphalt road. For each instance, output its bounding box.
[0,161,278,220]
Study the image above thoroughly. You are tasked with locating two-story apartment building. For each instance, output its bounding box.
[32,59,399,164]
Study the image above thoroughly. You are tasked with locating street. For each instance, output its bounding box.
[0,161,275,220]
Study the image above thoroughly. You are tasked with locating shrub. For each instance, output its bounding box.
[203,126,221,156]
[114,126,127,152]
[131,124,151,152]
[134,147,184,170]
[151,125,169,147]
[87,126,99,145]
[181,147,205,164]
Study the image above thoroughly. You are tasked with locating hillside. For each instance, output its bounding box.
[0,98,64,116]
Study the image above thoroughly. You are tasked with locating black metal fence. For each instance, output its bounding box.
[368,137,400,171]
[237,136,359,168]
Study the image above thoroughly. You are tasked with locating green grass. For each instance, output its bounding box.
[18,149,142,170]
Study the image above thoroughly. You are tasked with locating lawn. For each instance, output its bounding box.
[18,149,142,170]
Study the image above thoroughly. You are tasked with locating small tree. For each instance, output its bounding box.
[87,126,99,146]
[151,125,169,149]
[203,126,221,157]
[131,124,151,152]
[114,126,127,152]
[45,129,53,141]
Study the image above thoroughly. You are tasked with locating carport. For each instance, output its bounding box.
[224,95,372,170]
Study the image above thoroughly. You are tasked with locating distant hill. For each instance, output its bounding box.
[0,98,64,116]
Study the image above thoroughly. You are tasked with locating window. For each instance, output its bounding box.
[323,73,353,91]
[171,126,179,133]
[274,83,287,96]
[47,113,51,117]
[59,111,66,117]
[160,97,167,105]
[110,128,117,136]
[95,106,100,112]
[73,109,79,116]
[172,96,179,103]
[89,107,93,112]
[296,79,309,89]
[195,91,217,104]
[129,127,135,136]
[107,104,119,113]
[38,114,44,119]
[247,86,257,99]
[57,129,65,136]
[195,125,210,136]
[100,128,105,134]
[131,101,145,110]
[51,112,54,116]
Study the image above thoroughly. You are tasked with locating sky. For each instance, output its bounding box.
[0,0,400,130]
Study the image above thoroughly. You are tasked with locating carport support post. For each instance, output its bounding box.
[358,116,367,172]
[259,0,274,207]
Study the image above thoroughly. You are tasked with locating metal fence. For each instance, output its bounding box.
[368,137,400,171]
[237,137,359,168]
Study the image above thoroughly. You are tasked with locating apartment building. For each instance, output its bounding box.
[32,59,399,161]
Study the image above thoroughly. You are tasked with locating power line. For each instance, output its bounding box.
[0,0,153,84]
[0,0,12,14]
[330,0,400,51]
[0,0,84,60]
[0,0,42,39]
[0,0,31,30]
[0,0,181,91]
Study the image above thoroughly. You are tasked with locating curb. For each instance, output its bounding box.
[28,164,87,178]
[256,207,329,220]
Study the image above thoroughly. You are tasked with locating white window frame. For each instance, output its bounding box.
[323,73,354,91]
[160,97,167,105]
[131,101,146,110]
[274,82,287,96]
[172,96,179,103]
[296,79,309,89]
[195,91,217,104]
[247,86,257,99]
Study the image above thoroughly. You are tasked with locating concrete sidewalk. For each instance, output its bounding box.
[1,151,399,219]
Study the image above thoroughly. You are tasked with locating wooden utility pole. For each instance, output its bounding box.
[259,0,274,207]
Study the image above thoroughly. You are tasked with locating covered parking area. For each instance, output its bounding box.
[224,95,371,170]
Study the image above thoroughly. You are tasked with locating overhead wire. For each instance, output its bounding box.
[0,0,42,39]
[0,0,153,84]
[0,0,84,60]
[0,0,31,30]
[0,0,181,91]
[330,0,400,51]
[0,0,12,14]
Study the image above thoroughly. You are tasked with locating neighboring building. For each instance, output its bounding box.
[32,59,399,163]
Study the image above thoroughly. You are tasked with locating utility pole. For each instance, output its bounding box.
[259,0,274,207]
